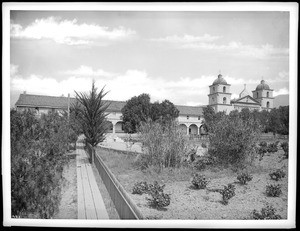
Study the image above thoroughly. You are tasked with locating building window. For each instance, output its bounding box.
[223,86,226,93]
[198,116,201,120]
[212,97,214,102]
[213,86,215,92]
[187,115,189,120]
[266,101,270,108]
[223,97,227,104]
[257,92,259,98]
[267,92,269,97]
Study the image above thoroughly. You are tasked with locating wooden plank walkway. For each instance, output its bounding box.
[76,142,109,219]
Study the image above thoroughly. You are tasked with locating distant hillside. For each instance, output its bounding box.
[274,94,289,108]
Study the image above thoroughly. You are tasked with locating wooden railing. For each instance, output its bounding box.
[85,143,143,219]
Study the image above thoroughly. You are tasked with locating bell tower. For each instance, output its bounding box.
[208,73,233,113]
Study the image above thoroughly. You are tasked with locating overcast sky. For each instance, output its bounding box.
[10,10,290,107]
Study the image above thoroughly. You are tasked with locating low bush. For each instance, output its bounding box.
[251,204,282,219]
[237,172,253,185]
[220,183,236,205]
[146,181,170,208]
[146,191,171,208]
[269,169,286,181]
[132,181,149,195]
[281,142,289,159]
[191,173,208,189]
[267,142,279,153]
[266,184,282,197]
[193,156,214,171]
[257,141,268,160]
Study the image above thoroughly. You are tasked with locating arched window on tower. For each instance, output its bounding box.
[267,92,269,97]
[223,86,226,93]
[213,86,215,92]
[257,92,259,98]
[223,97,227,104]
[266,101,270,108]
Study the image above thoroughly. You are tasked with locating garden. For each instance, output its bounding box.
[96,107,289,220]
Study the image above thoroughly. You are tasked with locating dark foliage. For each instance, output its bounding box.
[191,173,208,189]
[266,184,282,197]
[251,205,282,219]
[220,183,236,205]
[269,169,286,181]
[237,172,253,185]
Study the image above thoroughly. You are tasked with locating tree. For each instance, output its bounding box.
[74,81,110,147]
[202,105,226,132]
[208,112,262,168]
[121,93,152,133]
[150,99,179,127]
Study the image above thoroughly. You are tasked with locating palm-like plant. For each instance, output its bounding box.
[74,81,110,147]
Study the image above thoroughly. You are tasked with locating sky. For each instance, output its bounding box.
[9,9,290,108]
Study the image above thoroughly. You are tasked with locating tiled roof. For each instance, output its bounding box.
[15,94,204,116]
[175,105,204,116]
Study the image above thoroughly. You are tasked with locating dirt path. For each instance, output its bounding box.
[53,156,77,219]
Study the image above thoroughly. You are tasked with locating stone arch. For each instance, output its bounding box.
[179,124,188,134]
[107,121,113,133]
[115,121,124,133]
[189,124,198,135]
[199,124,208,135]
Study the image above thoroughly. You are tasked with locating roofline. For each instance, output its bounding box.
[233,95,261,104]
[252,89,274,92]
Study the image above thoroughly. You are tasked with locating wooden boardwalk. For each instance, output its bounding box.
[76,142,109,219]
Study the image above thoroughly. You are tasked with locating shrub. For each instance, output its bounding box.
[146,181,170,208]
[208,113,261,169]
[191,173,208,189]
[267,142,279,153]
[237,172,253,185]
[269,169,286,181]
[132,181,149,195]
[251,204,282,219]
[193,156,215,171]
[139,120,189,173]
[281,142,289,159]
[266,184,282,197]
[11,110,69,218]
[201,143,207,148]
[257,141,268,160]
[220,183,236,205]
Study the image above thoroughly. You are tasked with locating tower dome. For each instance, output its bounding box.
[256,80,270,91]
[239,84,250,98]
[213,74,227,85]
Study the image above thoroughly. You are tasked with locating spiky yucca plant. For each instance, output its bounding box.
[74,81,110,147]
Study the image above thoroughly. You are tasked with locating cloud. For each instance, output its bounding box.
[150,34,220,43]
[61,65,117,78]
[273,87,289,97]
[151,34,288,59]
[10,17,136,46]
[11,65,267,106]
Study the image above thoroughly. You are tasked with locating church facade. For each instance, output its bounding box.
[208,74,274,113]
[14,74,274,136]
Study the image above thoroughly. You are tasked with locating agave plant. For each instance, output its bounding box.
[74,81,110,147]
